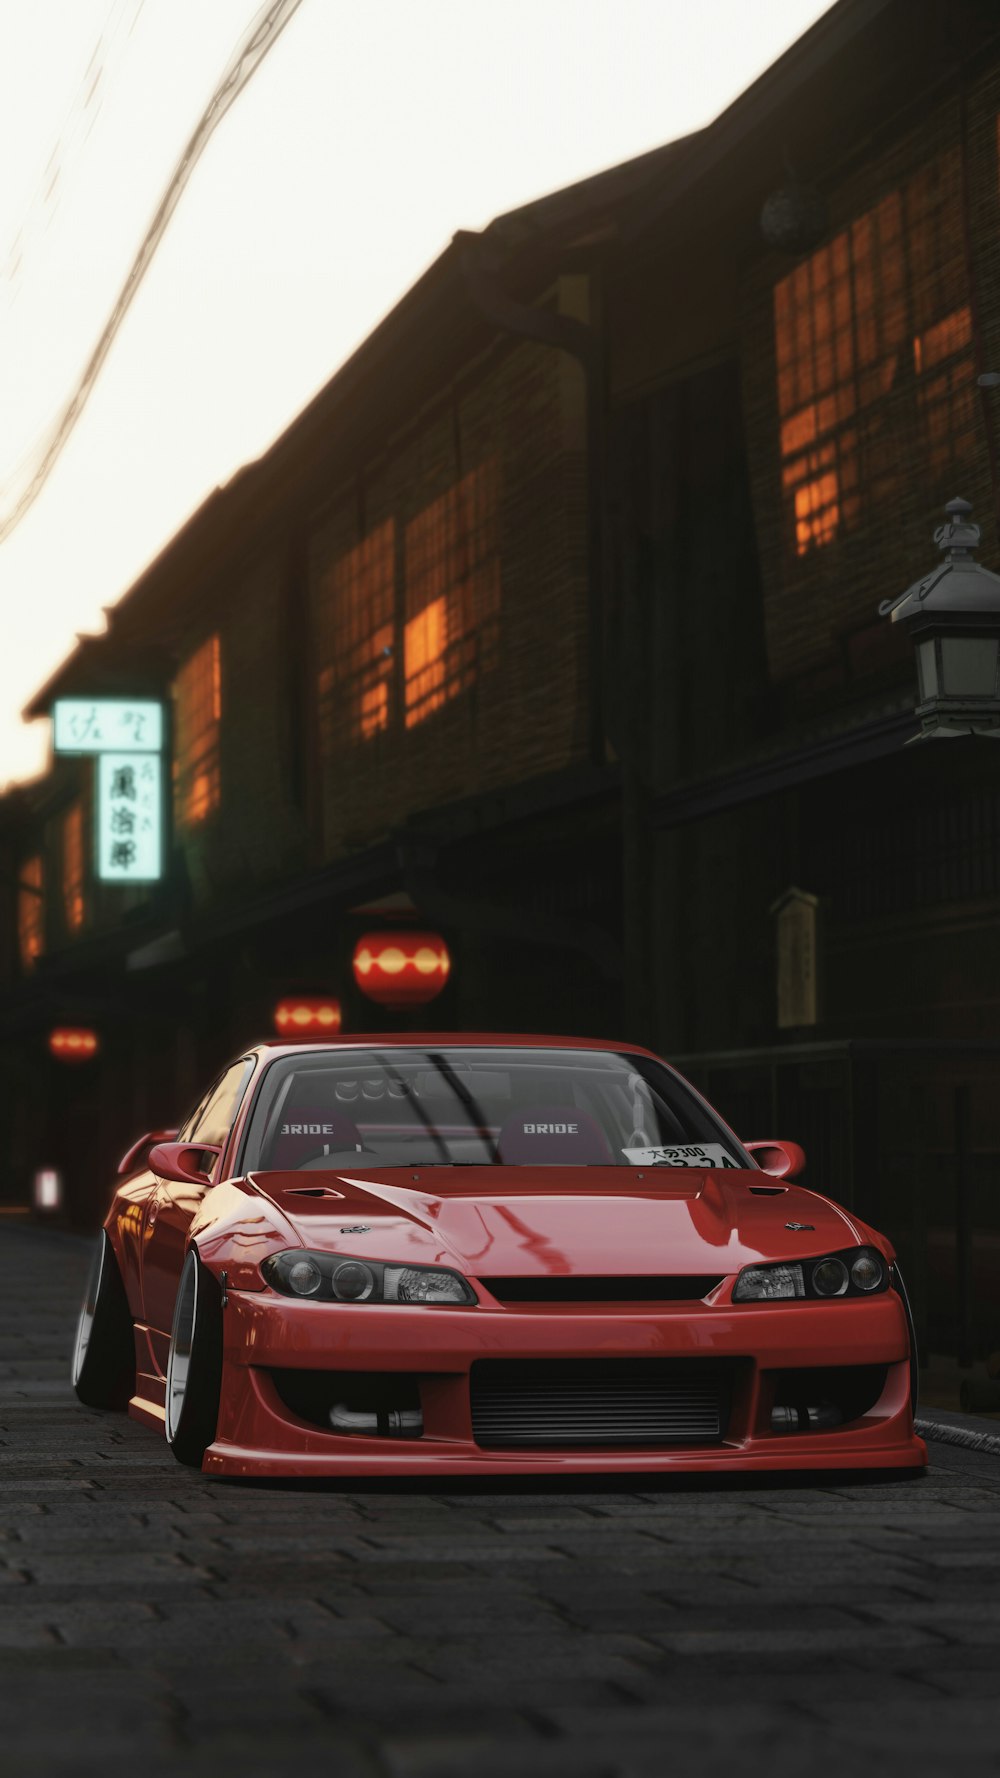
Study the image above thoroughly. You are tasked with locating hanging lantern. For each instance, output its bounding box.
[274,997,343,1035]
[760,175,827,254]
[49,1028,99,1062]
[352,930,451,1008]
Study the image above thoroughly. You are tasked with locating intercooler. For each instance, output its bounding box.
[470,1357,733,1448]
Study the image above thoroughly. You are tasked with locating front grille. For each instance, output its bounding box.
[470,1358,732,1448]
[479,1275,722,1304]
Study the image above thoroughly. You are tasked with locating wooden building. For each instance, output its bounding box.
[3,0,999,1357]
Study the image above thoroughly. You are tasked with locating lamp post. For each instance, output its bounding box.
[879,497,1000,740]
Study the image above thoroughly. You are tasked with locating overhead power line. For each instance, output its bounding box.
[0,0,305,547]
[1,0,146,321]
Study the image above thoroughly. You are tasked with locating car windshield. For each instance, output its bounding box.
[239,1046,750,1172]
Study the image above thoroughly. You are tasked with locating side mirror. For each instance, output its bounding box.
[118,1129,179,1177]
[745,1139,806,1181]
[148,1141,222,1187]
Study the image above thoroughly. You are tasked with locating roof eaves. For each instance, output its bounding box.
[619,0,895,244]
[481,130,705,258]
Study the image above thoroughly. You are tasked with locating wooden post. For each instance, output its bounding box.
[954,1081,973,1367]
[909,1080,929,1369]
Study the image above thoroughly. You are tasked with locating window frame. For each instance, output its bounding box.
[402,460,501,731]
[62,801,86,934]
[172,633,222,829]
[17,855,45,973]
[771,157,976,563]
[177,1057,256,1180]
[314,518,396,756]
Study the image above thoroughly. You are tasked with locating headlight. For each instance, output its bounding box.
[286,1256,324,1297]
[732,1263,805,1301]
[850,1251,884,1292]
[384,1265,467,1304]
[262,1250,476,1306]
[812,1257,849,1297]
[733,1246,887,1302]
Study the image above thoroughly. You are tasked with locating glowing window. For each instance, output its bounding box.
[62,803,85,932]
[773,157,973,558]
[913,307,975,473]
[315,520,395,756]
[795,469,841,554]
[774,194,902,555]
[403,460,500,729]
[404,597,448,721]
[173,635,221,828]
[18,856,44,971]
[913,308,972,375]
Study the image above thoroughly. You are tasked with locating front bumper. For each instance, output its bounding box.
[203,1289,926,1477]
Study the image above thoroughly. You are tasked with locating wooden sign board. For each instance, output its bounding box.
[771,886,820,1029]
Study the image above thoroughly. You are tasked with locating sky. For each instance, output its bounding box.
[0,0,834,790]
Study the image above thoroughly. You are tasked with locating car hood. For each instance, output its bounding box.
[247,1166,865,1278]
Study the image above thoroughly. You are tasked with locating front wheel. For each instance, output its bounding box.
[72,1230,135,1409]
[165,1250,223,1468]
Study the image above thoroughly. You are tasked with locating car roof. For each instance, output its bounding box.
[252,1032,664,1062]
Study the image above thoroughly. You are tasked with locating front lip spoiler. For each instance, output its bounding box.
[204,1427,928,1479]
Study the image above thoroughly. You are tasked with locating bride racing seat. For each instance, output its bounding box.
[495,1106,614,1165]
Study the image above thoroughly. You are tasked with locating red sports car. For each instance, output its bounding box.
[72,1034,927,1477]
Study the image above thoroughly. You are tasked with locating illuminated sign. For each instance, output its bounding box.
[53,699,163,754]
[51,698,166,885]
[96,754,162,882]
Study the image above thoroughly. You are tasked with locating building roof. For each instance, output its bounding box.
[482,134,704,258]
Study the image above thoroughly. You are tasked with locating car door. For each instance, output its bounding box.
[142,1058,255,1342]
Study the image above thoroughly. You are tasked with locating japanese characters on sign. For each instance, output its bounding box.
[97,754,162,882]
[53,699,163,755]
[52,698,166,885]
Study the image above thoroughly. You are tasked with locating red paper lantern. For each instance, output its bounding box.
[49,1027,99,1063]
[352,930,451,1008]
[274,997,343,1035]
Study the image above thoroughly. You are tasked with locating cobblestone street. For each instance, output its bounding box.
[3,1222,1000,1778]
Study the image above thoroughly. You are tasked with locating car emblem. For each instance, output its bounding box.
[785,1221,814,1231]
[340,1224,371,1234]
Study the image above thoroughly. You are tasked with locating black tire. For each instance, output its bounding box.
[164,1249,223,1468]
[72,1231,135,1410]
[893,1264,920,1415]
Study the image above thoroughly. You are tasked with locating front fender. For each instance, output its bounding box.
[188,1177,298,1292]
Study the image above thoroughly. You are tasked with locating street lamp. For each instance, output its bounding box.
[880,497,1000,740]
